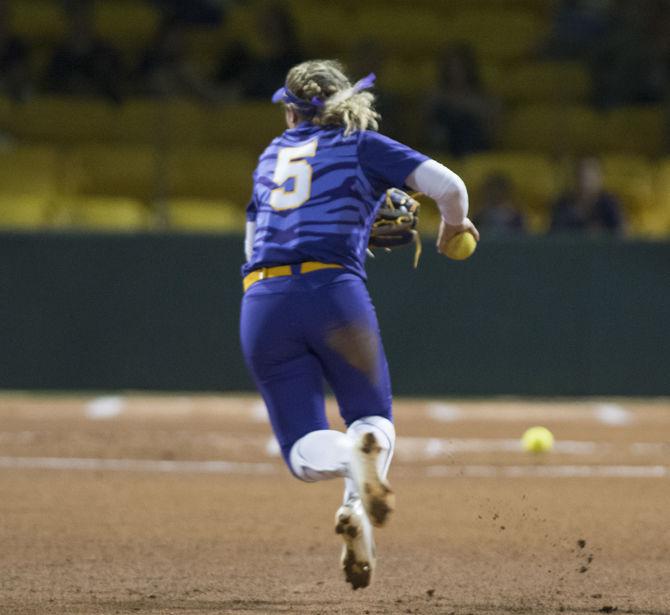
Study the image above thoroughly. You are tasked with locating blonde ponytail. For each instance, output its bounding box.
[283,60,380,135]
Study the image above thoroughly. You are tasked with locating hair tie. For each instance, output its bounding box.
[271,72,376,113]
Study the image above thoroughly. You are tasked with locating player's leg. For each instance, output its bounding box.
[240,282,352,479]
[306,273,396,526]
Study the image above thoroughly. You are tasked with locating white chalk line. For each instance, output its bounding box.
[0,456,668,479]
[426,465,670,479]
[0,456,276,475]
[426,402,635,425]
[85,395,126,420]
[396,436,605,458]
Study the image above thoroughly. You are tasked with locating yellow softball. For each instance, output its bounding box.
[444,231,477,260]
[521,426,555,453]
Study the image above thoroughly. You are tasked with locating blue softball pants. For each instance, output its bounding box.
[240,267,393,465]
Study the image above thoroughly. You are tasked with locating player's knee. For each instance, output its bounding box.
[348,415,396,451]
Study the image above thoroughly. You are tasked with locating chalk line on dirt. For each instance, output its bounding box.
[0,456,668,479]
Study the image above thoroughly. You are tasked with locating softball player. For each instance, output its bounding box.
[241,60,477,589]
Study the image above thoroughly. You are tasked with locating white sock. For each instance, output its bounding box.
[344,415,396,502]
[288,430,353,482]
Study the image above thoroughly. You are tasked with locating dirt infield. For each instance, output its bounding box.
[0,395,669,615]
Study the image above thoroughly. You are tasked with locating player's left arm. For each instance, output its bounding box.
[244,220,256,262]
[244,193,258,262]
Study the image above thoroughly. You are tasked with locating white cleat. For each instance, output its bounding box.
[335,498,376,590]
[350,432,395,527]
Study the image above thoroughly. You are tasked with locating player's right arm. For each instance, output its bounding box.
[358,131,478,255]
[405,160,479,254]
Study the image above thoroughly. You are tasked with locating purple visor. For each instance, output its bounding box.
[271,72,376,114]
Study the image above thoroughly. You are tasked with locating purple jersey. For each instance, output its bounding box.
[244,122,427,279]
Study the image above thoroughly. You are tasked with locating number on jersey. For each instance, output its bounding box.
[269,140,318,210]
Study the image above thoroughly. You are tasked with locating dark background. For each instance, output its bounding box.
[3,231,668,395]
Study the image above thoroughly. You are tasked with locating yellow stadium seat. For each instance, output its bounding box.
[205,102,283,152]
[485,62,590,104]
[111,99,206,145]
[222,2,268,55]
[167,198,245,232]
[600,155,655,213]
[166,147,256,205]
[95,1,159,49]
[0,194,52,229]
[653,159,670,234]
[499,104,605,154]
[0,96,13,133]
[597,155,656,236]
[461,152,557,212]
[380,59,438,96]
[351,6,448,56]
[12,97,115,143]
[459,152,557,232]
[0,145,59,196]
[443,0,554,15]
[602,107,665,157]
[64,196,151,231]
[289,1,356,55]
[73,145,157,201]
[8,0,66,43]
[446,9,548,62]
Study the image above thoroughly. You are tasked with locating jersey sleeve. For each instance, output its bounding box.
[358,131,429,194]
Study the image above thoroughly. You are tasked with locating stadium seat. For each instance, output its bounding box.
[63,196,151,231]
[380,59,438,96]
[0,96,13,133]
[652,159,670,234]
[600,155,655,213]
[110,99,207,146]
[602,107,666,157]
[166,147,256,205]
[499,104,605,154]
[8,0,66,43]
[350,6,448,56]
[594,155,656,236]
[72,145,157,202]
[12,97,115,143]
[460,152,557,232]
[289,1,358,55]
[95,1,159,50]
[445,9,548,62]
[0,145,60,196]
[484,62,590,104]
[204,102,283,152]
[0,194,52,229]
[167,198,245,232]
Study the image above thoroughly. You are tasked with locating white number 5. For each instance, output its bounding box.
[269,140,318,211]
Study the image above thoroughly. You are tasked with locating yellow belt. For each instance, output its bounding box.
[243,261,344,292]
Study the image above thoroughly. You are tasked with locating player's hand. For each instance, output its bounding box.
[437,217,480,255]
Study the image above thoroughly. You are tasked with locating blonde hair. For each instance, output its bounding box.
[285,59,380,135]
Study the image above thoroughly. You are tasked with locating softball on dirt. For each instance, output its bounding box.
[521,426,554,453]
[444,231,477,260]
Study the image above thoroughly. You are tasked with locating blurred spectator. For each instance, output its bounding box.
[426,43,497,157]
[216,2,303,99]
[590,0,668,108]
[549,157,624,233]
[473,173,526,236]
[43,0,124,102]
[539,0,608,60]
[0,0,32,101]
[346,39,406,140]
[136,16,218,101]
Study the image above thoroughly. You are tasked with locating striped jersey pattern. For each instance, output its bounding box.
[244,122,427,279]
